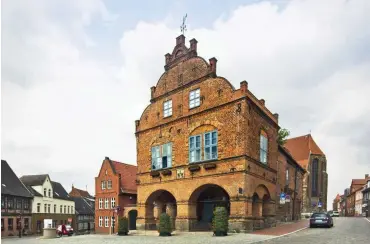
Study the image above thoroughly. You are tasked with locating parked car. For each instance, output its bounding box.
[333,211,340,217]
[309,212,334,228]
[56,224,74,237]
[327,210,333,217]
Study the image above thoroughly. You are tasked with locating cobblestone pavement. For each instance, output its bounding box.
[258,217,370,243]
[1,231,273,244]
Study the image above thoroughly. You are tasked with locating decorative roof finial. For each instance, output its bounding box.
[180,14,188,36]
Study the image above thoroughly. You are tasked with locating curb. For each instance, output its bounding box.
[365,217,370,223]
[252,226,308,243]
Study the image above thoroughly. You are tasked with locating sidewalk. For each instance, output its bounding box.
[251,219,309,236]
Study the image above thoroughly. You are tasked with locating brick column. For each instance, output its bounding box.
[175,202,196,231]
[166,203,177,230]
[229,199,252,232]
[137,203,155,230]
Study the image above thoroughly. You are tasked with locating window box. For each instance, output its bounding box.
[188,165,201,172]
[203,163,216,170]
[161,169,172,176]
[150,171,160,177]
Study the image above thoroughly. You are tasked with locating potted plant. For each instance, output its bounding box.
[158,213,172,236]
[118,217,129,236]
[212,206,228,236]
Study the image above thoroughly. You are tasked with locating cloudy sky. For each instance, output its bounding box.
[1,0,370,205]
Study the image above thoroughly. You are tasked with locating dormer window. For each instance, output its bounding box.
[163,100,172,117]
[44,188,46,197]
[189,89,200,109]
[48,189,51,197]
[101,181,106,190]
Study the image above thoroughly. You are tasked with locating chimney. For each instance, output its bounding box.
[176,35,185,45]
[209,57,218,75]
[240,81,248,93]
[273,113,279,120]
[259,99,265,106]
[135,120,140,131]
[150,86,156,99]
[189,38,198,52]
[165,53,171,65]
[105,156,110,160]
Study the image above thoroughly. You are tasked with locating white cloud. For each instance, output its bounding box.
[2,0,370,204]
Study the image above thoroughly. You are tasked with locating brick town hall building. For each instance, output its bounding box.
[135,35,282,232]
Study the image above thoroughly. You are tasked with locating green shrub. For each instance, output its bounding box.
[118,217,129,236]
[212,206,228,236]
[158,213,172,236]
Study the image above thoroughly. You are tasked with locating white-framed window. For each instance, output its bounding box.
[163,100,173,117]
[101,181,106,190]
[99,216,103,227]
[189,135,201,163]
[111,216,114,227]
[105,216,109,227]
[260,132,268,164]
[204,131,218,160]
[111,198,115,209]
[189,88,200,108]
[189,131,218,163]
[151,143,172,170]
[286,168,289,186]
[107,180,112,189]
[71,206,74,214]
[99,198,103,209]
[68,206,70,214]
[105,198,109,209]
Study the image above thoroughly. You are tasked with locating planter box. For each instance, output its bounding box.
[203,163,216,170]
[150,171,160,177]
[161,170,172,176]
[188,165,201,172]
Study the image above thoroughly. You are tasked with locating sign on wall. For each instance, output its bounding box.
[285,195,291,203]
[176,168,185,179]
[280,193,286,204]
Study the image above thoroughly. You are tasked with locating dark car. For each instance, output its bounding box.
[309,212,334,228]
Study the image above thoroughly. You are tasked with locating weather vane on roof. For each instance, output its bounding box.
[180,14,188,35]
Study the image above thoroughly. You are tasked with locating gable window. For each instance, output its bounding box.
[111,198,115,209]
[163,100,173,117]
[7,198,13,209]
[105,216,109,227]
[24,200,29,210]
[107,180,112,189]
[37,203,41,213]
[44,188,47,197]
[48,189,51,197]
[189,131,218,163]
[105,198,109,209]
[189,88,200,108]
[44,204,47,213]
[48,204,51,213]
[99,198,103,209]
[99,216,103,227]
[101,181,106,190]
[16,199,22,209]
[54,204,56,213]
[260,131,268,164]
[151,143,172,170]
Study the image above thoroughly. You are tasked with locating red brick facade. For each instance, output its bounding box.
[94,157,137,234]
[135,35,285,232]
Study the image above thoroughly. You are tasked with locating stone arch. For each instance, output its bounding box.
[254,184,270,199]
[188,184,230,231]
[188,120,221,135]
[144,189,177,230]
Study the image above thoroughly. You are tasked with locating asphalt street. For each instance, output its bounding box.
[260,217,370,243]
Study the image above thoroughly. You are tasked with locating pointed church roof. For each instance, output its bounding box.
[284,134,325,169]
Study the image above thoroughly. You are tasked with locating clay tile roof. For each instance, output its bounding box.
[284,134,325,169]
[71,187,92,198]
[111,161,137,194]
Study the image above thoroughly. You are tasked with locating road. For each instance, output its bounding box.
[260,217,370,243]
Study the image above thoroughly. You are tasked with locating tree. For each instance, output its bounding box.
[117,217,129,236]
[158,213,172,236]
[277,128,290,146]
[212,206,228,236]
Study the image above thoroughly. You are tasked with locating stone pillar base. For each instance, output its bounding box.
[175,218,198,231]
[228,218,254,233]
[42,228,56,239]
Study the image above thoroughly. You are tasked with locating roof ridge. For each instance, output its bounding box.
[112,161,137,167]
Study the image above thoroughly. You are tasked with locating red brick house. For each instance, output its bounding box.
[95,157,137,234]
